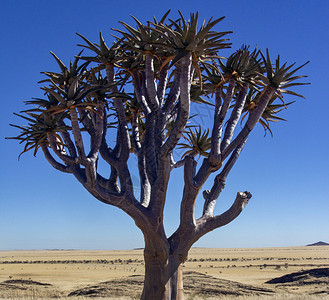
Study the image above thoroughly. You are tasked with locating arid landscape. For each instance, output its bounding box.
[1,246,329,299]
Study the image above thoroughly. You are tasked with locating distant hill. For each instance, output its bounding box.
[306,241,329,246]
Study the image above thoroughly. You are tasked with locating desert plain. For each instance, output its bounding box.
[0,246,329,299]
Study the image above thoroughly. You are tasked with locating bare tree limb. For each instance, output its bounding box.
[130,111,151,205]
[133,70,151,115]
[47,132,76,165]
[161,55,192,157]
[145,53,159,110]
[221,82,249,151]
[99,108,118,167]
[77,107,94,135]
[157,64,169,106]
[170,154,185,169]
[209,78,236,167]
[41,144,71,173]
[139,151,151,207]
[88,101,105,160]
[197,191,252,233]
[69,107,87,161]
[143,113,157,184]
[203,139,247,217]
[180,156,198,227]
[105,64,131,161]
[131,111,142,152]
[222,85,275,160]
[57,120,77,158]
[194,158,213,187]
[161,67,180,117]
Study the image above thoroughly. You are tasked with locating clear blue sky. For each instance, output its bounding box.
[1,0,328,250]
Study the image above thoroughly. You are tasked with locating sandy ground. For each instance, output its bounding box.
[0,246,328,298]
[186,246,329,285]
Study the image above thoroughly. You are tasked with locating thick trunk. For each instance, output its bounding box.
[141,246,184,300]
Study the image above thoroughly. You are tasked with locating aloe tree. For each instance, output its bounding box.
[8,11,308,300]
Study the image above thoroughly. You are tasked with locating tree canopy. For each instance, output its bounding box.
[8,10,309,299]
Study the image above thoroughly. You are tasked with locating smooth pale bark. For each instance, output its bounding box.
[222,85,275,160]
[209,78,236,167]
[161,55,192,157]
[145,53,160,109]
[221,82,249,151]
[203,139,247,217]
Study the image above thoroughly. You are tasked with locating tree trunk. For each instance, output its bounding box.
[141,245,184,300]
[167,262,184,300]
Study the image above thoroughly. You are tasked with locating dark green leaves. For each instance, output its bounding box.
[76,32,120,65]
[259,49,310,98]
[219,46,262,84]
[7,108,70,158]
[178,126,211,158]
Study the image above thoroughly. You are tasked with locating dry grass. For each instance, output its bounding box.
[186,246,329,285]
[1,294,329,300]
[0,246,328,299]
[190,296,329,300]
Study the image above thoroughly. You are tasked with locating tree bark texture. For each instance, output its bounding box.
[141,249,184,300]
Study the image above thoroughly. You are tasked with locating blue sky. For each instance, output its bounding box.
[1,0,328,250]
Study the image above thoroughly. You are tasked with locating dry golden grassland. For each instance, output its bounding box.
[0,246,329,299]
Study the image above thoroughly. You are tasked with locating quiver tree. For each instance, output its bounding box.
[8,11,309,300]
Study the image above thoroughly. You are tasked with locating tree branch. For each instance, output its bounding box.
[57,120,77,158]
[74,168,151,235]
[87,101,105,160]
[222,85,275,161]
[148,154,171,219]
[161,55,192,157]
[170,154,185,170]
[130,111,151,205]
[209,78,236,167]
[105,64,131,161]
[69,107,87,161]
[96,173,118,193]
[133,70,151,115]
[77,107,94,136]
[41,144,71,173]
[180,156,198,227]
[99,108,118,167]
[109,165,120,193]
[69,105,102,188]
[202,139,247,217]
[157,63,169,106]
[193,158,213,187]
[47,132,76,165]
[143,113,157,185]
[221,82,249,151]
[131,111,142,152]
[145,53,159,110]
[139,150,151,207]
[161,67,180,116]
[197,191,252,234]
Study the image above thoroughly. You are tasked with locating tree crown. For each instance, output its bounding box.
[8,11,308,161]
